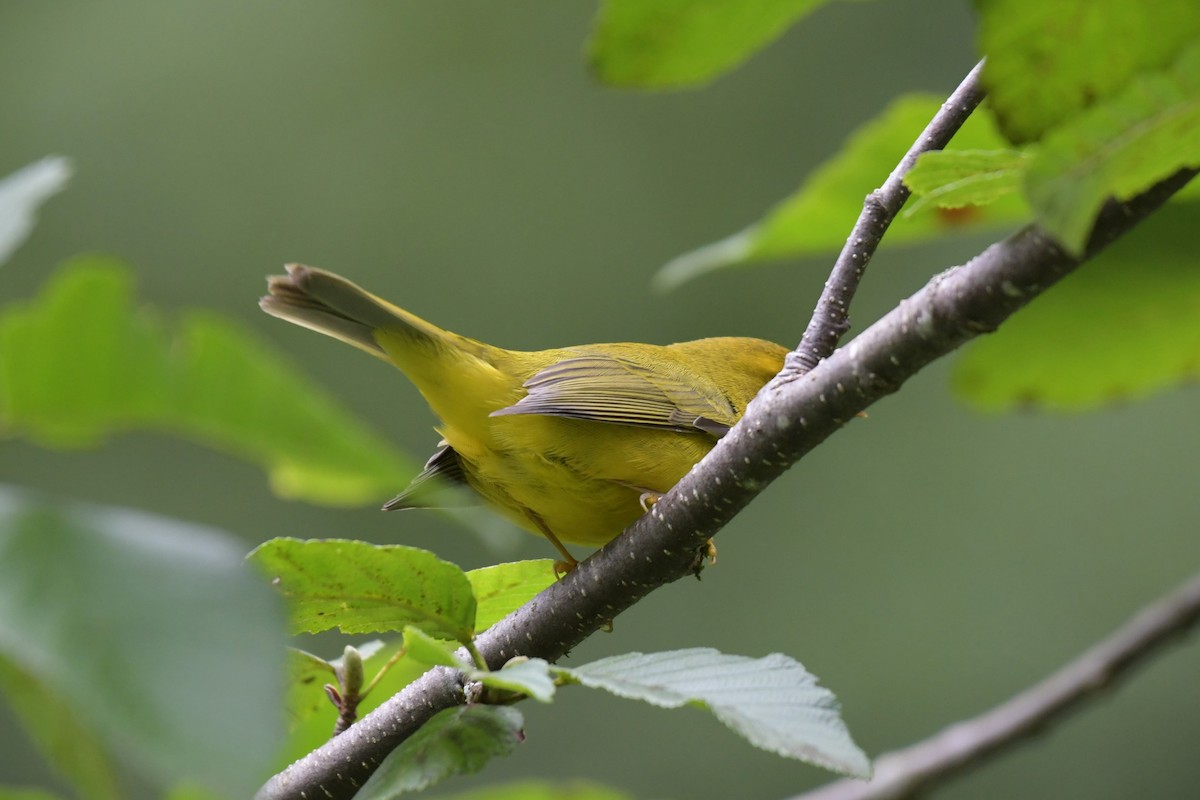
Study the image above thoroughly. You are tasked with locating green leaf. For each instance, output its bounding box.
[977,0,1200,143]
[589,0,837,88]
[250,538,478,642]
[279,640,428,769]
[474,658,556,704]
[424,779,632,800]
[0,157,71,265]
[0,790,66,800]
[1024,42,1200,255]
[0,488,286,797]
[903,149,1032,215]
[466,560,557,631]
[556,648,870,778]
[402,625,471,670]
[0,258,416,506]
[953,202,1200,411]
[355,705,525,799]
[0,658,120,800]
[655,95,1030,288]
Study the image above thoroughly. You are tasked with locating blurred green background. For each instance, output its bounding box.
[2,1,1198,798]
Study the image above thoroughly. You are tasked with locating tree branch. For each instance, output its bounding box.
[786,59,986,376]
[789,569,1200,800]
[258,165,1197,800]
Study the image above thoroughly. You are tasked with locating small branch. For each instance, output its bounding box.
[790,569,1200,800]
[785,60,987,377]
[256,165,1197,800]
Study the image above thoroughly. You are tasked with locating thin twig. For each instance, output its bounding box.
[790,570,1200,800]
[784,59,986,377]
[256,165,1197,800]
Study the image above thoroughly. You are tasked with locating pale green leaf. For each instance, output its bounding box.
[0,259,416,506]
[557,648,869,778]
[954,202,1200,411]
[426,779,632,800]
[589,0,837,88]
[0,658,120,800]
[0,488,286,797]
[250,538,477,642]
[402,625,470,670]
[1024,42,1200,254]
[656,95,1029,288]
[977,0,1200,143]
[903,149,1032,215]
[356,706,525,799]
[0,157,71,265]
[467,560,557,631]
[473,658,557,704]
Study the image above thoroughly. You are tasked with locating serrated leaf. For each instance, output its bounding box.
[953,202,1200,411]
[904,149,1032,215]
[0,157,71,266]
[0,488,286,797]
[355,706,525,799]
[977,0,1200,143]
[0,658,121,800]
[589,0,836,89]
[473,658,557,704]
[655,95,1029,288]
[403,625,471,670]
[467,560,557,631]
[251,538,477,642]
[425,779,632,800]
[557,648,869,778]
[0,259,417,506]
[1024,42,1200,255]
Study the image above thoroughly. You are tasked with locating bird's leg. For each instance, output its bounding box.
[638,491,662,512]
[528,512,579,577]
[638,490,717,571]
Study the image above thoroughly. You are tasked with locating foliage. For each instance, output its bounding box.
[2,2,1198,799]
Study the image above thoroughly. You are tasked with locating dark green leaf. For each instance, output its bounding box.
[954,202,1200,411]
[355,706,525,799]
[0,488,286,797]
[1024,42,1200,254]
[250,538,477,642]
[590,0,837,88]
[977,0,1200,143]
[557,648,869,778]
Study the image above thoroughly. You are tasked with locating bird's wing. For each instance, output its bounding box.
[490,354,735,438]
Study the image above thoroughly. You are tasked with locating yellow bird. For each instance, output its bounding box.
[261,265,787,570]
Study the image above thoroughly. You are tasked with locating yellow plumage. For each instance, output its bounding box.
[261,264,786,566]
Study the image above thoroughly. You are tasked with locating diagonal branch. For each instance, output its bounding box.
[789,569,1200,800]
[786,59,986,377]
[257,163,1197,800]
